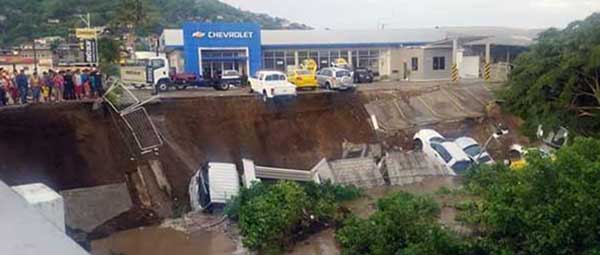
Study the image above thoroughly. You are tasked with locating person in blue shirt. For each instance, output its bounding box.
[15,69,29,104]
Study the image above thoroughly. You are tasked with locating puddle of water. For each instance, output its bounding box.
[91,226,237,255]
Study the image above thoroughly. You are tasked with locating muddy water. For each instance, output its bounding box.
[91,227,237,255]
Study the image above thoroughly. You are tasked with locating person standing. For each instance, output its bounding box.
[0,71,7,106]
[53,70,65,102]
[16,69,28,104]
[73,69,83,100]
[9,70,19,104]
[81,69,90,98]
[64,69,74,100]
[94,69,104,97]
[30,72,41,103]
[43,71,54,102]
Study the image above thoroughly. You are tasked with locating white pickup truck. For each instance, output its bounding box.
[249,71,297,100]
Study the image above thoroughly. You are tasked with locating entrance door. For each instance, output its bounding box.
[199,48,249,79]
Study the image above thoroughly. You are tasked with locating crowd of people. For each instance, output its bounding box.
[0,68,105,106]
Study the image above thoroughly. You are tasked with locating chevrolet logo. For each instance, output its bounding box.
[192,31,206,39]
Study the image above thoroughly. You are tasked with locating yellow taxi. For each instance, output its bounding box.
[288,69,318,89]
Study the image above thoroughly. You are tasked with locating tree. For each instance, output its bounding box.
[463,137,600,254]
[503,13,600,135]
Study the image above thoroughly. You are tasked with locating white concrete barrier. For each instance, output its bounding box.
[12,183,65,233]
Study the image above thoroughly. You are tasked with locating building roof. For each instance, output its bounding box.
[161,26,541,49]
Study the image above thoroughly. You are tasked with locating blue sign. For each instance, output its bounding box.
[183,23,262,76]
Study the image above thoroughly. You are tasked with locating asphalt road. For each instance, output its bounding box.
[130,79,497,101]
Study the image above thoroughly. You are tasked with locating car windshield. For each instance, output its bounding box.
[478,155,493,164]
[336,70,350,77]
[451,160,472,174]
[296,70,311,75]
[224,70,238,76]
[430,137,445,143]
[463,144,482,157]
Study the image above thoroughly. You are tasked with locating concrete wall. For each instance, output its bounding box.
[390,47,453,81]
[12,183,65,233]
[420,47,452,81]
[1,180,89,255]
[390,47,423,81]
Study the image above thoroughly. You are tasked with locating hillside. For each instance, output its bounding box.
[0,0,311,46]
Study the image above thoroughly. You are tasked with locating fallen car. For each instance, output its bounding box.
[413,129,473,175]
[454,137,495,165]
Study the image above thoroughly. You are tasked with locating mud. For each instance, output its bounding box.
[91,226,238,255]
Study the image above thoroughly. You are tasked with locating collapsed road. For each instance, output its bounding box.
[0,81,497,247]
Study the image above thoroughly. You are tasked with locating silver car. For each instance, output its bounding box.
[316,67,355,90]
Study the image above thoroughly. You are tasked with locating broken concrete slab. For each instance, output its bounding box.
[385,151,454,186]
[329,158,385,188]
[61,183,132,233]
[364,85,492,132]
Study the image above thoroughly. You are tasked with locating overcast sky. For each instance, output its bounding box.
[221,0,600,29]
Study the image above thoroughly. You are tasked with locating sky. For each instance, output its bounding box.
[221,0,600,30]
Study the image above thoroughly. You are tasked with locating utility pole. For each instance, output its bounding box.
[32,40,38,72]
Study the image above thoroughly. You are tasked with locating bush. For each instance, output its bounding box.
[336,192,470,255]
[226,181,363,254]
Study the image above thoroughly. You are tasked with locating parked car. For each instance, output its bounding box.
[287,69,317,90]
[215,70,242,89]
[249,71,297,100]
[454,137,494,165]
[353,68,374,83]
[188,162,240,211]
[316,67,355,91]
[413,129,473,174]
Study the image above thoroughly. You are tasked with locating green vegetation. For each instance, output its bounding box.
[225,181,362,254]
[503,13,600,135]
[461,137,600,254]
[336,192,472,255]
[0,0,310,46]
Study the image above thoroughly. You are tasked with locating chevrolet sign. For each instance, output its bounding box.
[193,31,254,39]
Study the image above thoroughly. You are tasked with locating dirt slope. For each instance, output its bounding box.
[0,93,375,201]
[0,103,132,191]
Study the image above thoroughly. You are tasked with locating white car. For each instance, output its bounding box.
[454,137,494,165]
[413,129,473,174]
[249,71,297,100]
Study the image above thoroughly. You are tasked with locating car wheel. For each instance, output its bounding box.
[262,90,268,102]
[325,82,332,90]
[219,83,231,91]
[157,81,169,92]
[175,85,187,91]
[413,139,423,151]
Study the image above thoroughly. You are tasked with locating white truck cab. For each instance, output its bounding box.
[145,57,172,92]
[249,71,297,100]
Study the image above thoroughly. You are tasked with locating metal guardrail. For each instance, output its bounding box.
[103,77,163,154]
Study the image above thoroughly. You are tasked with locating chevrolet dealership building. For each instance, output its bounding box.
[161,23,535,81]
